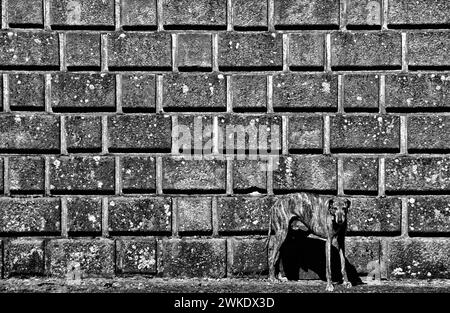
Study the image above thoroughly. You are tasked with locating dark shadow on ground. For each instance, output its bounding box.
[280,220,363,286]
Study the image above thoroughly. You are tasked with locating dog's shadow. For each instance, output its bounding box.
[280,227,363,285]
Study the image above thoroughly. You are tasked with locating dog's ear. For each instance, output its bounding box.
[328,199,335,215]
[344,199,351,213]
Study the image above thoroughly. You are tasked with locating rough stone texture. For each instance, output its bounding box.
[0,158,3,192]
[233,159,267,192]
[51,74,115,111]
[385,73,450,111]
[177,34,212,70]
[159,238,226,278]
[289,33,324,69]
[0,198,60,233]
[330,115,400,152]
[65,116,102,152]
[218,115,281,153]
[108,197,171,233]
[343,157,378,194]
[347,0,381,27]
[66,32,101,69]
[121,0,157,28]
[407,196,450,233]
[49,156,115,193]
[388,0,450,26]
[345,237,381,277]
[163,74,226,111]
[274,0,339,28]
[343,74,379,111]
[288,115,323,152]
[121,74,156,112]
[232,0,267,29]
[4,240,45,277]
[0,31,59,68]
[7,0,43,27]
[0,115,60,152]
[46,239,115,278]
[177,197,212,233]
[385,157,450,193]
[162,157,226,192]
[217,196,273,232]
[227,238,268,276]
[408,116,450,152]
[107,32,171,69]
[9,74,44,110]
[273,74,338,111]
[66,197,102,233]
[50,0,115,28]
[121,156,156,192]
[331,32,402,69]
[108,115,172,152]
[273,156,337,192]
[408,32,450,68]
[219,33,282,70]
[347,197,401,233]
[162,0,226,29]
[174,115,213,155]
[116,238,157,274]
[231,75,267,111]
[385,238,450,279]
[9,156,45,193]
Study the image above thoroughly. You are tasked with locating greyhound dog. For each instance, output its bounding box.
[267,192,351,291]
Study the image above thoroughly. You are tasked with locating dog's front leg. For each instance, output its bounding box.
[325,237,334,291]
[337,235,351,288]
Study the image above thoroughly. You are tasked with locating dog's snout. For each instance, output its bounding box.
[335,211,345,224]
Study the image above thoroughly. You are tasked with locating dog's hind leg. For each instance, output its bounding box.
[268,228,288,282]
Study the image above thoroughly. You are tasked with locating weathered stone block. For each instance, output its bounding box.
[46,239,114,278]
[177,197,212,232]
[0,198,60,233]
[4,240,45,277]
[273,156,337,191]
[219,32,282,70]
[107,32,171,69]
[50,0,115,28]
[177,34,212,70]
[274,0,339,28]
[227,237,268,276]
[330,115,400,152]
[51,74,115,111]
[65,116,102,152]
[331,32,402,69]
[159,238,226,278]
[347,0,381,28]
[385,157,450,193]
[231,75,267,111]
[232,0,267,29]
[347,197,401,233]
[108,197,171,233]
[345,237,381,277]
[217,196,273,232]
[163,0,226,29]
[0,31,59,68]
[407,196,450,233]
[121,0,157,28]
[288,115,323,152]
[66,32,101,69]
[108,115,172,152]
[9,156,45,193]
[163,74,226,111]
[233,159,267,192]
[343,74,379,111]
[67,197,102,233]
[388,0,450,27]
[273,74,338,111]
[408,116,450,152]
[408,32,450,68]
[121,74,156,112]
[343,157,378,194]
[116,238,157,274]
[7,0,43,27]
[9,74,44,110]
[162,157,226,192]
[174,115,213,154]
[49,156,115,193]
[289,33,324,69]
[0,115,60,152]
[121,156,156,192]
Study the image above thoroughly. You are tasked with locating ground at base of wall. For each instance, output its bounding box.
[0,277,449,293]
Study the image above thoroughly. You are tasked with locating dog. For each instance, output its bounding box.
[267,192,351,291]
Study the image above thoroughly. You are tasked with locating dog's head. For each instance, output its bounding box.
[328,198,351,225]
